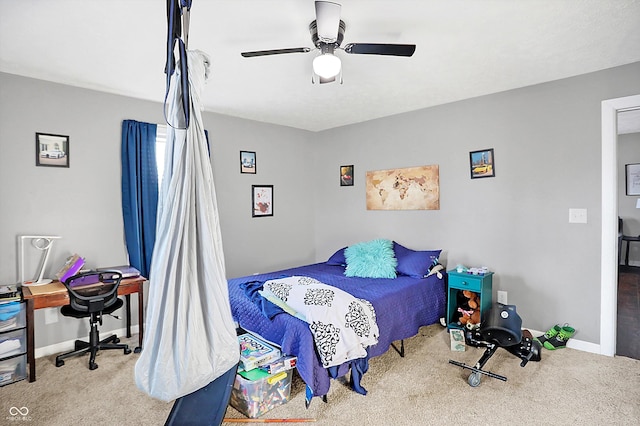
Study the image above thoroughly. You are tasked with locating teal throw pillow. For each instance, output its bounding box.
[344,239,397,279]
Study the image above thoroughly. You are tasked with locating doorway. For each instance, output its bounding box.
[601,94,640,357]
[616,110,640,360]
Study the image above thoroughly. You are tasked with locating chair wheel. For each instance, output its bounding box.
[89,362,98,370]
[55,359,64,367]
[468,372,481,387]
[134,347,142,353]
[113,338,120,344]
[124,348,132,355]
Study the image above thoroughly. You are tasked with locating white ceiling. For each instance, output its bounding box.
[1,0,639,132]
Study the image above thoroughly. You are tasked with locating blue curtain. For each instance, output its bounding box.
[121,120,158,278]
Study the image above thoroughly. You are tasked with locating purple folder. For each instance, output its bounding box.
[59,257,85,285]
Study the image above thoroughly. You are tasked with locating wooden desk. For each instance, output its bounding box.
[21,276,146,382]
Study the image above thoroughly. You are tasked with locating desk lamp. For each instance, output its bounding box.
[19,235,61,286]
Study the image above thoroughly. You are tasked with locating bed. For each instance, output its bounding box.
[227,241,446,403]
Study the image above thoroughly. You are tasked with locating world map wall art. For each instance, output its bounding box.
[365,165,440,210]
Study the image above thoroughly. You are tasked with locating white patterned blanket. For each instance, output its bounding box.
[261,276,379,368]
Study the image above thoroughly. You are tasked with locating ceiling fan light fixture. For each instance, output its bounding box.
[313,53,341,79]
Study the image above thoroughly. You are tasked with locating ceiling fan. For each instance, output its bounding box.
[240,1,416,84]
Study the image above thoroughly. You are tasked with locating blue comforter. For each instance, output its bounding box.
[227,262,446,398]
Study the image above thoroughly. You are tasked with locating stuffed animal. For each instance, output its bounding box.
[457,290,481,328]
[427,261,445,279]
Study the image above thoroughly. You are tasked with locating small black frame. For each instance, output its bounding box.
[340,165,354,186]
[240,151,256,174]
[626,163,640,195]
[469,148,495,179]
[36,132,69,168]
[252,185,273,217]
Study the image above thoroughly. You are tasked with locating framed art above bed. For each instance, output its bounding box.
[365,165,440,210]
[340,165,354,186]
[469,148,495,179]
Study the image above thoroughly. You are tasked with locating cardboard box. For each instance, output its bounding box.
[229,369,293,418]
[259,355,297,375]
[238,333,281,372]
[450,328,466,351]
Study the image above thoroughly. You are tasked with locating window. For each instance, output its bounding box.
[156,124,167,185]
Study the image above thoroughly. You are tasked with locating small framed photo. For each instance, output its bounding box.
[469,148,495,179]
[36,132,69,168]
[340,165,354,186]
[240,151,256,174]
[252,185,273,217]
[626,163,640,196]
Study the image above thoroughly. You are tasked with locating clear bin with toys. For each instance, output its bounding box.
[229,369,293,418]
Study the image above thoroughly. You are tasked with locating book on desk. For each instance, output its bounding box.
[96,265,140,279]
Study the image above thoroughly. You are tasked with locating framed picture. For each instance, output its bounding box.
[340,165,354,186]
[240,150,256,174]
[366,165,440,210]
[36,132,69,168]
[626,163,640,195]
[469,148,495,179]
[252,185,273,217]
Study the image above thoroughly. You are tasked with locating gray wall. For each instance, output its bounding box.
[2,62,640,350]
[312,62,640,344]
[618,132,640,265]
[0,72,314,348]
[202,113,315,278]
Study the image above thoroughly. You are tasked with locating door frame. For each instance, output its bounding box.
[600,94,640,356]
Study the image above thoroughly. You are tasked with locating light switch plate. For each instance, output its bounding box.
[569,208,587,223]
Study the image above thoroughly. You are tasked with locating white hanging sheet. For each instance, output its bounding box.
[135,50,239,402]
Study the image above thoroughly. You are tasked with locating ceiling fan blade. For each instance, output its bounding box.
[315,1,341,41]
[241,47,311,58]
[343,43,416,57]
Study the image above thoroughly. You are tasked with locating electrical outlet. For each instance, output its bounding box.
[497,291,508,305]
[44,308,58,324]
[569,208,587,223]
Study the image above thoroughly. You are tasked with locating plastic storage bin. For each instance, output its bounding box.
[229,369,293,418]
[0,302,26,332]
[0,329,26,358]
[0,301,28,386]
[0,354,27,387]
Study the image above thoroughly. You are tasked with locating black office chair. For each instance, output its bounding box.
[55,271,131,370]
[619,217,640,267]
[619,217,624,265]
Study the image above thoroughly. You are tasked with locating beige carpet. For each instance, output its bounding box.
[2,325,639,425]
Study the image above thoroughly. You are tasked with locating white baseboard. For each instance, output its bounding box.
[527,328,602,355]
[34,325,139,359]
[35,325,603,359]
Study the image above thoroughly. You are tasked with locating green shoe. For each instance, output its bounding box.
[536,324,561,345]
[543,325,575,350]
